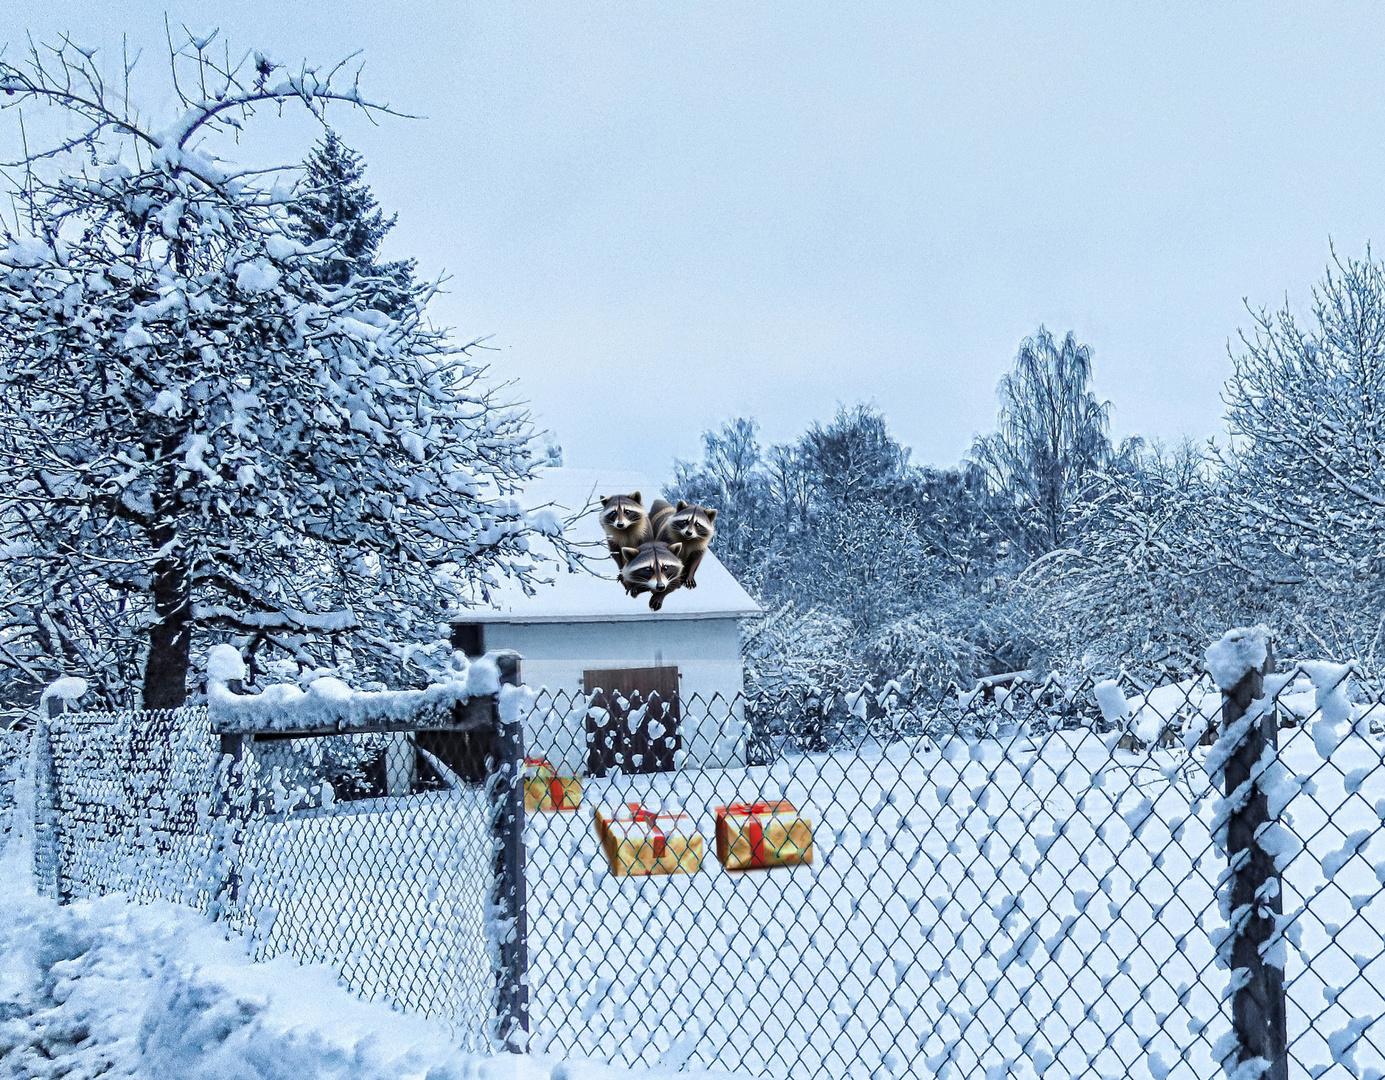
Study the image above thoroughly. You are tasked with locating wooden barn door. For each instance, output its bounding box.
[583,666,681,776]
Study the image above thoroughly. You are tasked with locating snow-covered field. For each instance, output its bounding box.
[523,707,1385,1080]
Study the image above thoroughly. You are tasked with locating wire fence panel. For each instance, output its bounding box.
[519,667,1385,1080]
[40,706,508,1050]
[31,652,1385,1078]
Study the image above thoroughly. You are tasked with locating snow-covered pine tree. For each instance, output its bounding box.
[286,129,416,313]
[0,33,574,713]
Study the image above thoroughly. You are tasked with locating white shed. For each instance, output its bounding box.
[451,468,761,771]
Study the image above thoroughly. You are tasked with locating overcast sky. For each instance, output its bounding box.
[6,3,1384,478]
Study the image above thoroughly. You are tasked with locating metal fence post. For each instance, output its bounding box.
[491,651,529,1048]
[1220,639,1288,1080]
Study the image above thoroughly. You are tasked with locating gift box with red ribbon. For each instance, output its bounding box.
[523,757,582,813]
[599,803,703,876]
[594,801,644,843]
[714,800,814,871]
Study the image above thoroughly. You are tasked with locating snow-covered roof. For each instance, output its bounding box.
[457,467,761,624]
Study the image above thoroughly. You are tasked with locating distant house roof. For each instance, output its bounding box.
[455,467,762,624]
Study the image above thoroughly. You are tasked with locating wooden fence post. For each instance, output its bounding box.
[491,651,529,1048]
[1220,638,1288,1080]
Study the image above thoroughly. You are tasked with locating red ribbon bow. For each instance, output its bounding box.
[631,807,668,859]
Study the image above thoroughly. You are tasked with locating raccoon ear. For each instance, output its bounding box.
[667,543,683,556]
[676,500,688,510]
[629,491,642,504]
[705,508,717,521]
[600,495,610,504]
[621,547,640,560]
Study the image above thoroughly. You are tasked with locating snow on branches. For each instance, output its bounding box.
[0,31,574,713]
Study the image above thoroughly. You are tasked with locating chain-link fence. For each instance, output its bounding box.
[518,651,1385,1080]
[29,641,1385,1078]
[31,679,528,1052]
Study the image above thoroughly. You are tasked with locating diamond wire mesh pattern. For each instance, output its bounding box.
[42,710,498,1049]
[37,664,1385,1078]
[519,669,1385,1080]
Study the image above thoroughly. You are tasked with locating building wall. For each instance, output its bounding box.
[480,618,746,769]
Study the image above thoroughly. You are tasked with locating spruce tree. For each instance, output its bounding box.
[287,129,417,313]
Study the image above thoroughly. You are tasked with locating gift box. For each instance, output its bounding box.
[593,801,645,842]
[714,800,813,871]
[523,757,582,813]
[600,805,703,876]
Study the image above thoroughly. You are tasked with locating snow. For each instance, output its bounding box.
[38,677,88,707]
[1093,679,1129,724]
[0,239,55,267]
[207,652,509,734]
[148,386,184,416]
[1205,625,1272,691]
[205,643,247,684]
[234,258,283,293]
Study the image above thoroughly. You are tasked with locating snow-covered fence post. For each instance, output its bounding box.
[491,651,529,1048]
[31,703,61,900]
[1205,626,1288,1080]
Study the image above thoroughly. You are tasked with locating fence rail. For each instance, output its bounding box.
[25,642,1385,1079]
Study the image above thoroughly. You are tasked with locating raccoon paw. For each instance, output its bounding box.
[649,595,664,611]
[684,578,697,589]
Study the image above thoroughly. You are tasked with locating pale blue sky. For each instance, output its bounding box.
[6,3,1383,476]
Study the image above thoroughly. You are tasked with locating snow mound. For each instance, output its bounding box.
[205,644,247,684]
[1205,624,1272,690]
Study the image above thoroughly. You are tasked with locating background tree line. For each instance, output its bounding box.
[672,268,1385,710]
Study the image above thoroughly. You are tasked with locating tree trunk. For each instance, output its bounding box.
[142,528,190,710]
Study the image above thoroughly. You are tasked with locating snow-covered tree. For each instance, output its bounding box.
[0,33,573,712]
[286,129,416,312]
[970,327,1113,558]
[1224,250,1385,611]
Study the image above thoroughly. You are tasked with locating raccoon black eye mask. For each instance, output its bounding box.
[617,541,687,611]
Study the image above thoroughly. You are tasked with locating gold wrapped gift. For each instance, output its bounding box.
[601,806,703,876]
[523,757,581,813]
[594,801,644,842]
[714,800,813,871]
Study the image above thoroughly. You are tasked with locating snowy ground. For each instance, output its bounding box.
[0,738,754,1080]
[523,711,1385,1080]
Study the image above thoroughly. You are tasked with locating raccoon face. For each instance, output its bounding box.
[620,542,683,593]
[601,492,646,532]
[671,500,717,540]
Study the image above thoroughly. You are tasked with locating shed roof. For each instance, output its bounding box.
[456,468,761,624]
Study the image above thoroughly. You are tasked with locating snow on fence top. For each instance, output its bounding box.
[207,647,513,736]
[1204,623,1272,691]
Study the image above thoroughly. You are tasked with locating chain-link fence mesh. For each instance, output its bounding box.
[518,662,1385,1080]
[37,705,506,1049]
[31,651,1385,1078]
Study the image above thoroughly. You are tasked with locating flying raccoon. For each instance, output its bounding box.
[618,541,685,611]
[649,498,717,589]
[599,493,653,585]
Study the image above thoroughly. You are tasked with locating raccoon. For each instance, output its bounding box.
[649,498,717,589]
[599,493,653,585]
[618,541,685,611]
